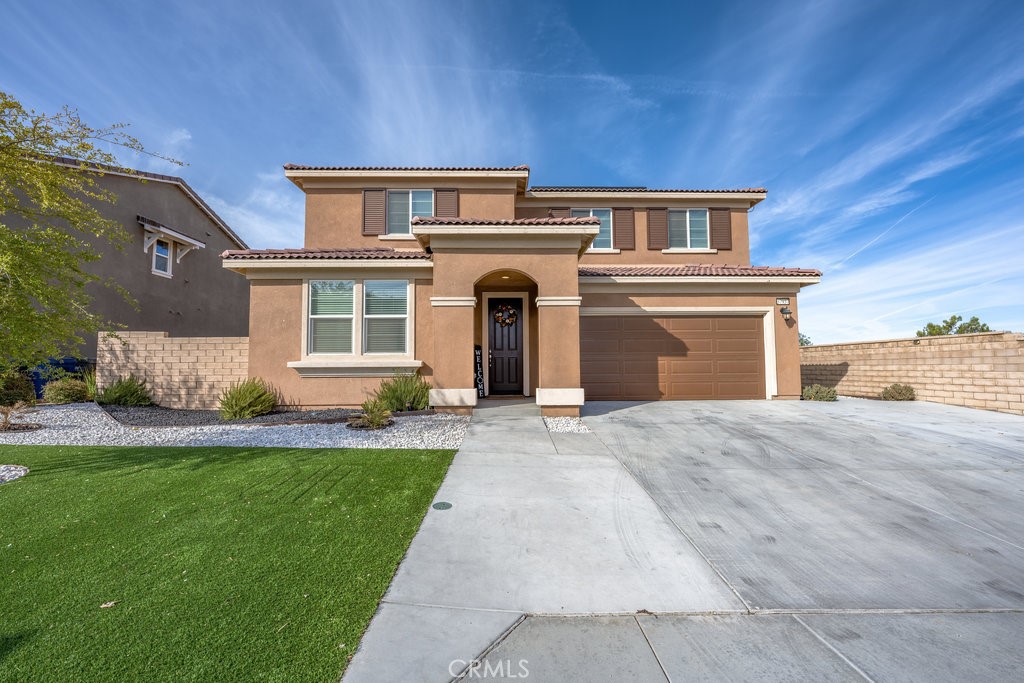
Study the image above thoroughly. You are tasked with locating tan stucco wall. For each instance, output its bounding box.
[515,204,752,266]
[96,331,248,409]
[580,291,803,399]
[801,332,1024,415]
[303,186,517,249]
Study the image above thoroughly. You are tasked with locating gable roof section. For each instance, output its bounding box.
[283,164,530,171]
[48,156,248,249]
[579,264,821,277]
[221,247,428,260]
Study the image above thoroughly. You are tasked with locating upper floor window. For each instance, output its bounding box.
[668,209,709,249]
[387,190,433,235]
[152,239,172,277]
[571,208,613,250]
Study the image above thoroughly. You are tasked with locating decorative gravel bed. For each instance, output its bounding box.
[543,416,592,433]
[0,404,469,450]
[0,464,29,484]
[102,404,360,427]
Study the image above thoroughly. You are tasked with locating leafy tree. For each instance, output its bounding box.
[0,90,178,369]
[798,332,812,346]
[916,314,991,337]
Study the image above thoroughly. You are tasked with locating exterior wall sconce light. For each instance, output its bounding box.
[780,307,793,321]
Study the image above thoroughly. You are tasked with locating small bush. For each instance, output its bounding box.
[374,371,431,412]
[97,374,153,406]
[802,384,837,401]
[80,369,98,401]
[0,370,36,406]
[0,401,39,431]
[219,378,277,420]
[43,378,90,404]
[881,383,916,401]
[349,398,392,429]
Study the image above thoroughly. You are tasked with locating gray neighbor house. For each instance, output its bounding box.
[32,159,251,360]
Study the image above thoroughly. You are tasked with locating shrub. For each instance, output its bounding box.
[802,384,837,401]
[0,370,36,406]
[80,368,98,401]
[349,398,392,429]
[0,401,39,431]
[219,378,277,420]
[43,377,90,404]
[374,371,431,412]
[881,383,916,401]
[97,374,153,406]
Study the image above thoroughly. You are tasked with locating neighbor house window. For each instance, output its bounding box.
[387,190,433,234]
[308,280,354,353]
[152,239,172,276]
[363,280,408,353]
[571,208,613,249]
[668,209,709,249]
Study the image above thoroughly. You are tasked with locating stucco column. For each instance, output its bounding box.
[535,297,584,417]
[428,300,478,412]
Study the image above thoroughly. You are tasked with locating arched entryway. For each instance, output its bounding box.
[474,270,539,397]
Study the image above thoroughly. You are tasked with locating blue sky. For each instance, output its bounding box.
[3,0,1023,343]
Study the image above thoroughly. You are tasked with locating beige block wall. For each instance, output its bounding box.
[800,332,1024,416]
[96,331,248,409]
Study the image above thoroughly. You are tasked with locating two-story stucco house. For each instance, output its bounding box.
[222,164,820,416]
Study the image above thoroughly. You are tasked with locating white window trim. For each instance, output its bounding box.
[572,208,614,251]
[362,279,412,356]
[307,280,355,355]
[151,239,173,278]
[296,278,417,368]
[667,208,710,250]
[387,189,434,235]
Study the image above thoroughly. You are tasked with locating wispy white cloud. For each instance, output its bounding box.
[202,171,304,249]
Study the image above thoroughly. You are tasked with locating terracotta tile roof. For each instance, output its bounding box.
[411,216,600,226]
[578,264,821,277]
[221,247,429,260]
[530,186,767,193]
[283,164,530,172]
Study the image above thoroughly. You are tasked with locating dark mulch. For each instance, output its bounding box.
[101,405,360,427]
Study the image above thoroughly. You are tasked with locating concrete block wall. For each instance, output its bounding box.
[97,331,249,409]
[800,331,1024,416]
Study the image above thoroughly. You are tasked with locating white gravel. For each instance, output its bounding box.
[543,416,592,433]
[0,464,29,484]
[0,403,469,450]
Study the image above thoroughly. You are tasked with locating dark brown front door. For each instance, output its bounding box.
[488,298,523,395]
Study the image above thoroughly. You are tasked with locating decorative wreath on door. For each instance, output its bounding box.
[493,304,519,328]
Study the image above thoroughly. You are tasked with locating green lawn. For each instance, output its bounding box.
[0,445,454,682]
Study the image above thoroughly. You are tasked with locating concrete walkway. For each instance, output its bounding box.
[344,399,1024,681]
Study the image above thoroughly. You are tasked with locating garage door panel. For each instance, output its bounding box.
[581,315,765,401]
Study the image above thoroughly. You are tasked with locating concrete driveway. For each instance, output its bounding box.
[344,399,1024,682]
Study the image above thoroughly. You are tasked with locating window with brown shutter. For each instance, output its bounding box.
[647,208,668,250]
[612,208,635,250]
[550,208,570,218]
[362,189,386,236]
[709,208,732,250]
[434,188,459,218]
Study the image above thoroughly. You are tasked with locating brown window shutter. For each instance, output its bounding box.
[550,207,570,218]
[612,208,635,250]
[434,188,458,218]
[647,208,668,250]
[709,208,732,250]
[362,189,386,235]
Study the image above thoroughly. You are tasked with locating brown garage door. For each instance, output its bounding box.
[581,315,766,400]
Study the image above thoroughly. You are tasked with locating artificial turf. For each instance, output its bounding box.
[0,444,454,682]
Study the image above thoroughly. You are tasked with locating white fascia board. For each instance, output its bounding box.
[577,275,821,285]
[222,258,433,270]
[525,190,766,201]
